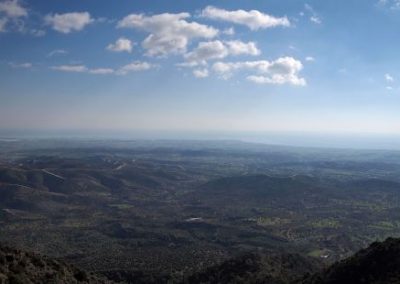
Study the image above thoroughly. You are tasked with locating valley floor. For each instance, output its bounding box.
[1,139,400,282]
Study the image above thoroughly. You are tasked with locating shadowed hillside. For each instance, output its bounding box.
[2,237,400,283]
[299,237,400,284]
[182,237,400,284]
[0,244,111,283]
[183,251,321,284]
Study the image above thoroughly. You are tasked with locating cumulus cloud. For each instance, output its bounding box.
[247,74,306,86]
[201,6,290,30]
[305,56,315,62]
[0,7,46,35]
[107,37,133,53]
[212,57,306,86]
[45,12,93,33]
[117,12,218,56]
[385,73,394,82]
[184,40,260,66]
[225,40,260,56]
[116,61,154,75]
[185,40,228,65]
[0,0,27,18]
[0,0,27,32]
[193,68,209,78]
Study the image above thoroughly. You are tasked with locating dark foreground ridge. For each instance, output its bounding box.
[0,244,111,283]
[187,237,400,284]
[183,251,320,284]
[2,237,400,283]
[299,237,400,284]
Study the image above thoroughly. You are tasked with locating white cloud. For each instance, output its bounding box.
[305,56,315,62]
[386,86,393,90]
[385,73,394,82]
[193,68,209,78]
[89,68,115,75]
[116,61,154,75]
[185,40,228,65]
[47,49,68,57]
[247,74,306,86]
[107,37,133,53]
[117,12,218,57]
[201,6,290,30]
[9,62,32,68]
[175,61,199,68]
[51,61,154,75]
[212,57,306,86]
[0,0,26,32]
[225,40,260,56]
[184,40,260,66]
[45,12,93,33]
[52,65,88,72]
[0,0,27,18]
[0,1,45,35]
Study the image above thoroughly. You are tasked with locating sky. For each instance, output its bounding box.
[1,0,400,137]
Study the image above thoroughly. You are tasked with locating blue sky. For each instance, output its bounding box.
[0,0,400,136]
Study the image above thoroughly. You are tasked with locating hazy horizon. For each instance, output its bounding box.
[1,128,399,150]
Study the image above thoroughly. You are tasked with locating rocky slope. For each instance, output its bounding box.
[0,244,111,284]
[299,237,400,284]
